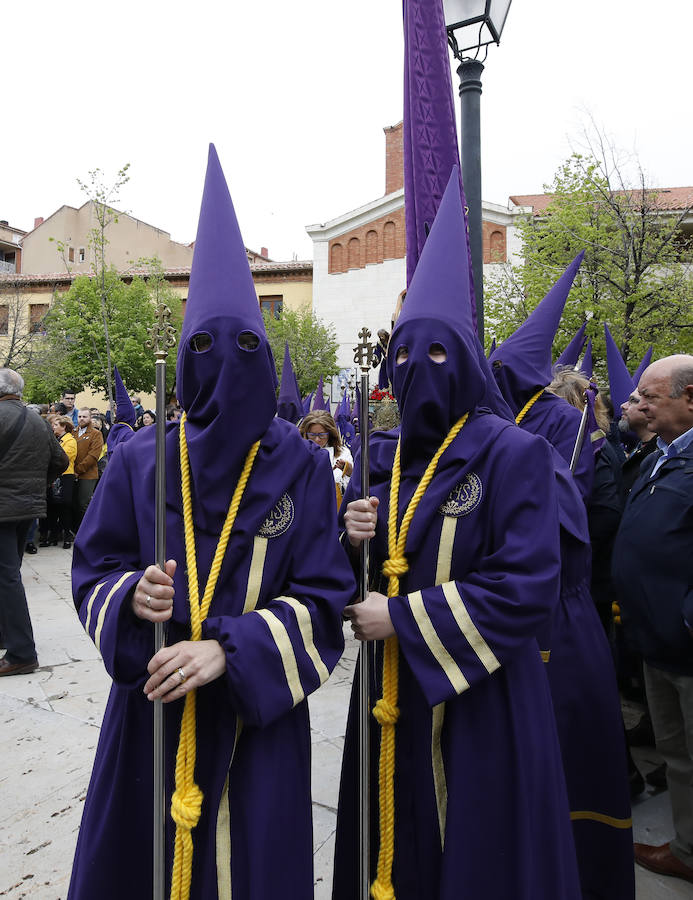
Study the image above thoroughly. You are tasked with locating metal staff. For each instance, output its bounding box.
[569,393,590,473]
[145,303,177,900]
[353,326,375,900]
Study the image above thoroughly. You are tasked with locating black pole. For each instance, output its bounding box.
[457,57,485,343]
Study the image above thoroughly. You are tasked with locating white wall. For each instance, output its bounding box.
[312,239,406,370]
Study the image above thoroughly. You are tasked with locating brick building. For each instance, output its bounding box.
[306,121,523,370]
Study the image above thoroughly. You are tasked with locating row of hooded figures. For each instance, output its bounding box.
[67,147,686,899]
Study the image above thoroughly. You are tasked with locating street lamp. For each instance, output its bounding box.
[443,0,512,343]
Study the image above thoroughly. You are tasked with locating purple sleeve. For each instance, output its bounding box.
[202,452,356,728]
[72,446,151,686]
[390,437,560,707]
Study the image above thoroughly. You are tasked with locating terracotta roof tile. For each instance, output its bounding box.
[509,187,693,215]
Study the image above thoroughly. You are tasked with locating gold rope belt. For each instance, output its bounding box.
[169,413,260,900]
[370,413,469,900]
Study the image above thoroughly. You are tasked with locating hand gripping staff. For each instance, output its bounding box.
[145,303,177,900]
[353,326,375,900]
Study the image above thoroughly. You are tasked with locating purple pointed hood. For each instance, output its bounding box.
[579,340,593,377]
[632,346,653,387]
[113,365,135,426]
[176,144,277,525]
[488,252,584,415]
[555,322,587,369]
[388,167,486,470]
[604,324,633,417]
[277,342,302,424]
[312,375,328,411]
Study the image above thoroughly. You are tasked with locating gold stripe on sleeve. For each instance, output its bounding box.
[94,572,135,652]
[84,582,106,635]
[540,650,551,663]
[431,702,448,849]
[435,517,457,586]
[242,537,268,614]
[276,596,330,686]
[408,590,469,694]
[255,609,304,707]
[570,810,633,829]
[441,582,500,675]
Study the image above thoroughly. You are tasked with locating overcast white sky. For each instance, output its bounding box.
[4,0,691,262]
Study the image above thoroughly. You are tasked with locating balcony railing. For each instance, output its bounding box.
[0,260,16,273]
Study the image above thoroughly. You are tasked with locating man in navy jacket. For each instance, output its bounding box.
[613,354,693,885]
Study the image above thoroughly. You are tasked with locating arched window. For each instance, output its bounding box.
[330,243,344,274]
[365,230,378,265]
[383,221,396,259]
[489,230,505,263]
[348,237,361,269]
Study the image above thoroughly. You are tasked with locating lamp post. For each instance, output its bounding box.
[443,0,512,343]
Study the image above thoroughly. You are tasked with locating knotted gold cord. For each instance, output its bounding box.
[371,413,468,900]
[514,388,545,426]
[169,414,260,900]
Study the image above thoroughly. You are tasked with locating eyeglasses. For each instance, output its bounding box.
[307,432,329,440]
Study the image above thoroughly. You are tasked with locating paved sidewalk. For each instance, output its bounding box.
[1,547,690,899]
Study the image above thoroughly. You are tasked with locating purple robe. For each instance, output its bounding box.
[531,445,634,899]
[333,412,582,899]
[68,418,355,900]
[106,421,135,458]
[519,391,595,500]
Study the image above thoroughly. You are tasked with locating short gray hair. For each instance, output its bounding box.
[670,365,693,398]
[0,368,24,398]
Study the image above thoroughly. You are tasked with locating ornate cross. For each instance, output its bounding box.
[353,326,374,374]
[146,303,177,360]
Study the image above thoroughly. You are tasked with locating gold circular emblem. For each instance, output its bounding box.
[438,473,483,517]
[258,493,294,538]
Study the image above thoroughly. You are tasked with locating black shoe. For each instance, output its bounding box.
[627,714,656,747]
[24,543,38,555]
[38,540,51,548]
[63,540,72,549]
[646,763,668,789]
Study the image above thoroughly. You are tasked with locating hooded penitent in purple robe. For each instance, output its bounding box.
[538,445,634,900]
[489,254,596,500]
[276,341,302,425]
[68,146,355,900]
[106,365,136,458]
[332,169,581,899]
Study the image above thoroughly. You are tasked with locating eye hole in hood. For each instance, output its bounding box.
[238,330,260,352]
[190,332,213,353]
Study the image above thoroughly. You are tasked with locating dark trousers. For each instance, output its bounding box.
[73,478,97,532]
[46,474,75,538]
[0,520,37,663]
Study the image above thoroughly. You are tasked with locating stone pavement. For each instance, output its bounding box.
[1,546,691,899]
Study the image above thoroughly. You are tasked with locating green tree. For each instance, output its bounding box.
[484,137,693,375]
[262,306,338,396]
[48,165,131,413]
[23,265,183,404]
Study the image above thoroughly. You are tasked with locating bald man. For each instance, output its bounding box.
[613,354,693,886]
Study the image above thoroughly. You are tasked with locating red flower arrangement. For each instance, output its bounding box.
[369,387,395,402]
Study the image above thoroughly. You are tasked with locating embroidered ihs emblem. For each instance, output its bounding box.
[438,473,483,517]
[258,493,295,538]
